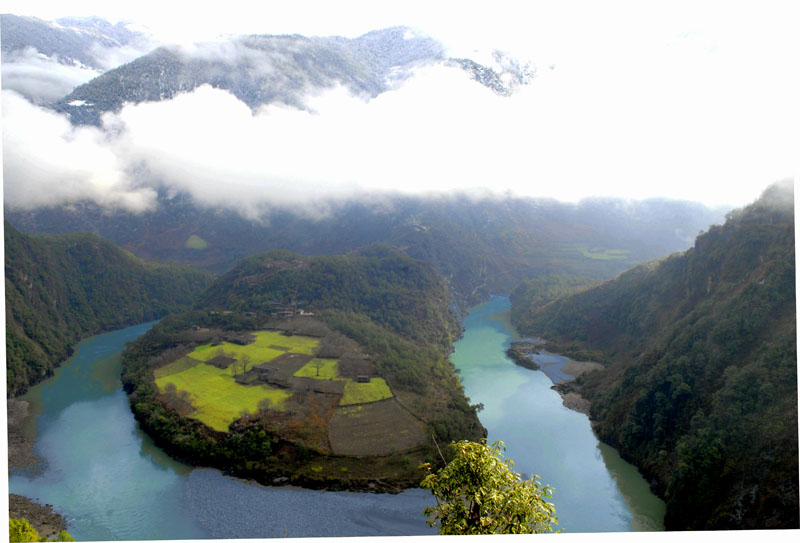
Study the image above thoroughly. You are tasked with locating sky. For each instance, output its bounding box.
[1,0,798,213]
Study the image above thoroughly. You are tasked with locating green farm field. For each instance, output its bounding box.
[577,246,631,260]
[340,378,393,406]
[155,330,319,431]
[157,361,290,431]
[184,234,209,250]
[154,329,393,432]
[294,358,340,380]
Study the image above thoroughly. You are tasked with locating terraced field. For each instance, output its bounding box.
[157,363,291,431]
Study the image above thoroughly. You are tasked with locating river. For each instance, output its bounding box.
[8,297,664,539]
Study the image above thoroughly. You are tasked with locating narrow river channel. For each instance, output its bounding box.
[9,297,663,539]
[451,297,665,531]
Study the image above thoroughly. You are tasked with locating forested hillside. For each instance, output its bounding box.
[4,221,213,396]
[511,181,797,529]
[199,244,460,348]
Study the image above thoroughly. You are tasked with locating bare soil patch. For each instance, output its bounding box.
[260,390,341,453]
[204,354,237,369]
[269,352,314,377]
[561,392,591,414]
[292,377,346,395]
[328,399,427,456]
[262,317,331,337]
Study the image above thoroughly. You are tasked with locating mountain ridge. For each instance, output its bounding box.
[48,26,532,125]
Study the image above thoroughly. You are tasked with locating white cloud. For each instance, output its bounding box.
[1,47,100,103]
[88,41,157,71]
[2,90,157,212]
[2,0,796,214]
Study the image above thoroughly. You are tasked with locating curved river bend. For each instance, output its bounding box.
[9,297,663,539]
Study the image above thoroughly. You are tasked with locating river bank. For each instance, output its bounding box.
[506,340,604,415]
[8,399,69,539]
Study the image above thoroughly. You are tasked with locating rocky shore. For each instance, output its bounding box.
[8,494,68,541]
[551,381,592,415]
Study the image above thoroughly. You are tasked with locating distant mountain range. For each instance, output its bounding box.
[53,26,536,125]
[1,14,536,124]
[5,194,727,307]
[1,13,155,103]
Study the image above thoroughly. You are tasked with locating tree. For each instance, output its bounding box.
[238,353,251,375]
[420,439,558,534]
[9,518,75,542]
[9,518,39,542]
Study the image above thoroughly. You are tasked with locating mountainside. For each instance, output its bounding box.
[1,13,149,69]
[510,181,797,529]
[120,245,483,490]
[51,26,533,125]
[1,13,154,103]
[5,194,725,307]
[4,221,213,397]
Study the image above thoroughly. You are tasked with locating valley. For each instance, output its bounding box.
[3,8,797,538]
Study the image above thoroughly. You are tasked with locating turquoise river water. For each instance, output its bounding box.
[8,297,664,539]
